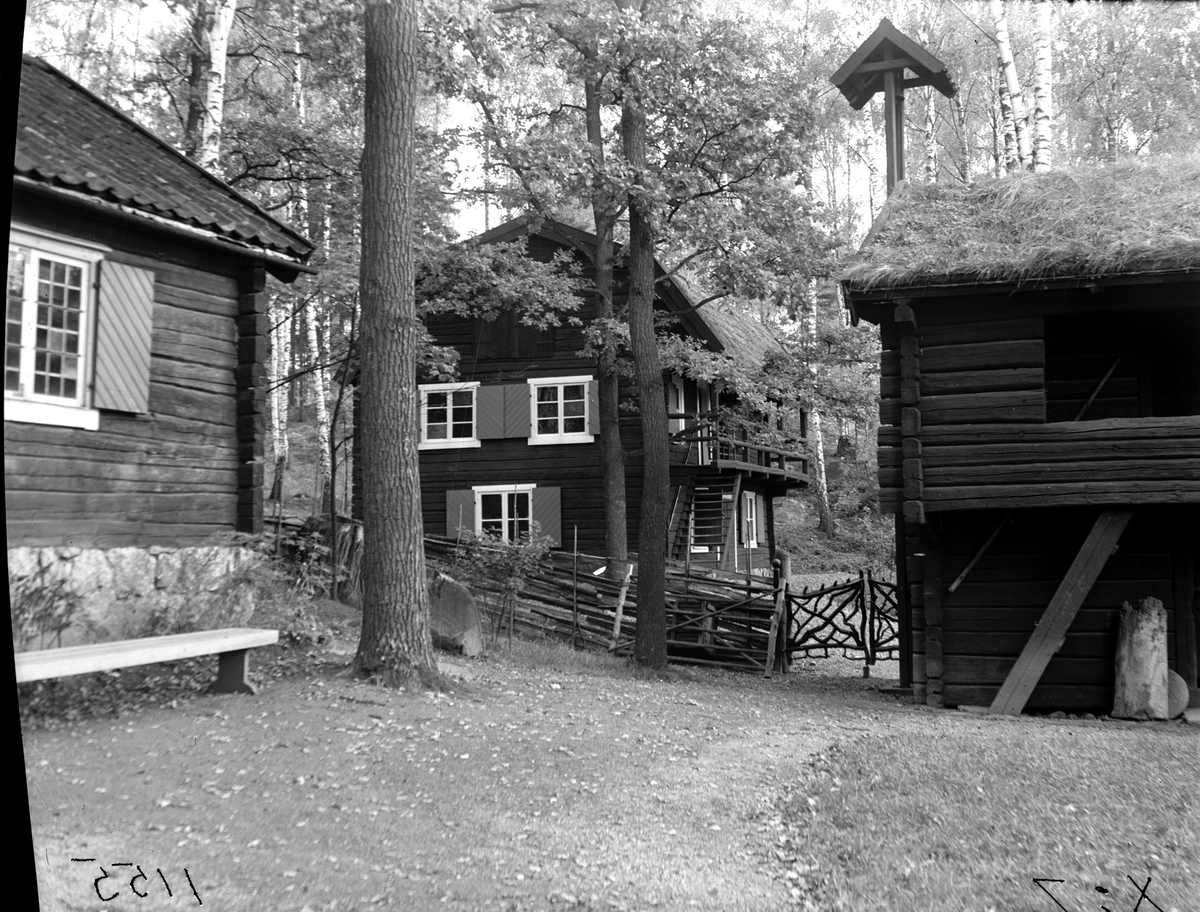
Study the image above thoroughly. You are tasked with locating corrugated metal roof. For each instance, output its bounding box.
[15,55,313,264]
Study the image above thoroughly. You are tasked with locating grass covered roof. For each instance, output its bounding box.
[841,156,1200,293]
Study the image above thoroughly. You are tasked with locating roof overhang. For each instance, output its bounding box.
[14,176,317,281]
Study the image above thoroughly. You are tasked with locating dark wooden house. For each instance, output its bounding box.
[416,216,808,569]
[6,56,314,549]
[841,161,1199,714]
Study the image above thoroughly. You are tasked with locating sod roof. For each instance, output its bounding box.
[840,156,1200,294]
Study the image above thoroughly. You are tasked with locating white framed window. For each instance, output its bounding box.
[668,376,686,435]
[474,483,535,542]
[743,492,759,548]
[528,375,594,445]
[5,228,108,430]
[418,381,481,449]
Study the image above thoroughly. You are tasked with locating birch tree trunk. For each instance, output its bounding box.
[803,278,836,538]
[268,297,291,504]
[991,0,1032,169]
[619,9,669,671]
[922,86,937,182]
[184,0,236,171]
[1032,0,1053,171]
[585,76,628,572]
[997,62,1018,174]
[355,0,437,688]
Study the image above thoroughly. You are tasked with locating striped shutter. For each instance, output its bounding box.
[503,384,531,437]
[587,380,599,435]
[531,486,561,546]
[446,489,475,540]
[476,385,506,439]
[94,261,154,413]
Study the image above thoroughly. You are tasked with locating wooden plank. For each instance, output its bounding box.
[989,508,1133,715]
[882,340,1044,375]
[925,458,1200,487]
[944,684,1112,714]
[14,628,279,683]
[883,390,1046,426]
[924,483,1200,512]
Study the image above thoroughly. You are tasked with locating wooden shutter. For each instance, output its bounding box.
[503,384,531,437]
[94,260,154,413]
[531,486,561,546]
[446,489,475,540]
[587,380,599,435]
[476,385,506,439]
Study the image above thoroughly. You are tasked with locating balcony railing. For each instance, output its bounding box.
[668,413,808,482]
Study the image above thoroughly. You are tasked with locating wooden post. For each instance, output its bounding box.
[610,562,633,647]
[1112,597,1169,720]
[572,526,579,649]
[990,508,1134,715]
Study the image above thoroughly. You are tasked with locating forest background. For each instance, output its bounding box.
[20,0,1200,580]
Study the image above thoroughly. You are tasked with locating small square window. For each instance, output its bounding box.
[418,382,481,450]
[528,376,593,445]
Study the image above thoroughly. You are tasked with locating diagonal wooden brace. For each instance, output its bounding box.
[989,508,1134,715]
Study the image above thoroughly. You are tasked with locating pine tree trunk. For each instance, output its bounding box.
[1032,0,1053,171]
[355,0,437,688]
[620,39,669,671]
[991,0,1032,170]
[585,77,628,573]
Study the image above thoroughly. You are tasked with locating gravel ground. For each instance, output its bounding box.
[23,637,900,912]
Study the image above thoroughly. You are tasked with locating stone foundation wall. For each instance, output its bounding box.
[8,545,263,649]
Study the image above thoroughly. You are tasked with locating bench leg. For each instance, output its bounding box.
[211,649,258,695]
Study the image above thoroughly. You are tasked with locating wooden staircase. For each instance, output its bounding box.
[669,475,741,564]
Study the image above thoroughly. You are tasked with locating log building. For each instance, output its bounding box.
[7,57,313,550]
[841,161,1199,714]
[409,216,808,570]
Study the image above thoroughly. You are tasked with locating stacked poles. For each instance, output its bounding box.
[424,537,782,673]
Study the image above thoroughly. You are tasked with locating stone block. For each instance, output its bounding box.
[428,573,484,657]
[1113,598,1169,721]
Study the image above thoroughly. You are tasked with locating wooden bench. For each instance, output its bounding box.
[13,628,279,695]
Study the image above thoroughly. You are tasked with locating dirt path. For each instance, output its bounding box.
[24,642,903,912]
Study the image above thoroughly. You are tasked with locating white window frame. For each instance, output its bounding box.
[528,374,594,445]
[473,482,536,542]
[743,491,760,549]
[418,381,481,450]
[5,226,107,431]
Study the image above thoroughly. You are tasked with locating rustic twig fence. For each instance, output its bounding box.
[424,536,899,676]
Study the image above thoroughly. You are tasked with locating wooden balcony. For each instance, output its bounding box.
[668,414,808,484]
[879,415,1200,513]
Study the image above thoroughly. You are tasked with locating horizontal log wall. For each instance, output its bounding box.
[880,416,1200,512]
[930,505,1193,713]
[5,197,251,548]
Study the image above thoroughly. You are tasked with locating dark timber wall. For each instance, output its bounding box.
[911,506,1197,713]
[860,277,1200,710]
[5,193,268,548]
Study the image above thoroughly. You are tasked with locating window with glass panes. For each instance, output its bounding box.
[7,245,89,405]
[478,488,531,541]
[423,387,475,442]
[534,381,586,436]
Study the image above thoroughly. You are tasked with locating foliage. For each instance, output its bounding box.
[450,529,553,642]
[10,564,86,651]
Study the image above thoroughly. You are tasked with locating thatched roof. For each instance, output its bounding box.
[841,156,1200,295]
[668,274,782,367]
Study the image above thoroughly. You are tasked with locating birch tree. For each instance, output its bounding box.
[185,0,238,171]
[990,0,1031,171]
[1032,0,1053,171]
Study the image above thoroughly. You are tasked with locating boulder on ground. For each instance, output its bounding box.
[428,573,484,657]
[1167,669,1189,720]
